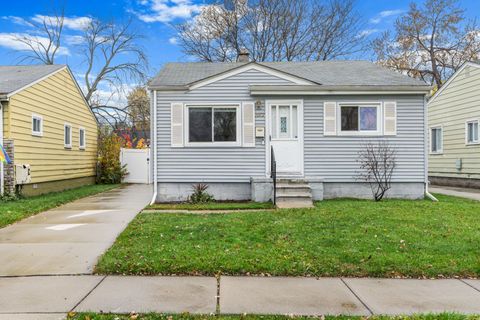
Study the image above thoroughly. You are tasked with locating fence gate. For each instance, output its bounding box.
[120,148,151,184]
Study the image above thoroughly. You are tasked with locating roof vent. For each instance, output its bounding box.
[237,49,250,63]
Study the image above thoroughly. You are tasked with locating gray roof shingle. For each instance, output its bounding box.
[149,60,427,88]
[0,65,65,95]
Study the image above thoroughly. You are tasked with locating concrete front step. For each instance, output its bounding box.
[275,178,313,208]
[276,199,314,209]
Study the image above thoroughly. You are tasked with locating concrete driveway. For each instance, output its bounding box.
[0,184,151,276]
[430,185,480,201]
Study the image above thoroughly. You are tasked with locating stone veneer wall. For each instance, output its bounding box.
[2,139,14,195]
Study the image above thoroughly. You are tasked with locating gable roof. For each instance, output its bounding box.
[0,64,66,97]
[149,60,428,90]
[428,61,480,104]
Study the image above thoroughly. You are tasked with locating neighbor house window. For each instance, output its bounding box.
[32,114,43,136]
[431,126,443,153]
[64,123,72,149]
[187,105,239,145]
[340,104,380,134]
[466,120,479,144]
[79,128,86,150]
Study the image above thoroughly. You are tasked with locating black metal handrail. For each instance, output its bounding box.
[270,146,276,206]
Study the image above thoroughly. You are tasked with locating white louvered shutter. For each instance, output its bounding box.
[171,103,184,147]
[323,101,337,136]
[384,101,397,136]
[242,102,255,147]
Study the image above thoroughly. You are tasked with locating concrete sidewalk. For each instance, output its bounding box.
[430,185,480,201]
[0,275,479,319]
[0,184,151,276]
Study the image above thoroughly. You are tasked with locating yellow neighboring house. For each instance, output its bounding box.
[428,61,480,188]
[0,65,98,196]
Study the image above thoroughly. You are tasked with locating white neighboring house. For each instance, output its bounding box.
[148,53,431,204]
[428,61,480,188]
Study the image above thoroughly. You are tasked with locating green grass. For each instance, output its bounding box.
[0,184,119,228]
[147,202,274,211]
[70,313,478,320]
[95,194,480,278]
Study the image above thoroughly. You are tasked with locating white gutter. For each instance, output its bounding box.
[0,102,3,196]
[423,95,438,201]
[150,90,158,205]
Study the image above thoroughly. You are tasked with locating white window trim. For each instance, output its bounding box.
[430,125,443,154]
[64,123,72,149]
[184,103,242,147]
[465,119,479,145]
[32,114,43,137]
[79,127,86,150]
[337,102,383,136]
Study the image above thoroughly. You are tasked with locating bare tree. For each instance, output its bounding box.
[357,141,396,201]
[176,0,366,62]
[14,9,65,64]
[81,18,148,103]
[373,0,480,89]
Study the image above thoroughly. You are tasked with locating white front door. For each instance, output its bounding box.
[267,100,303,176]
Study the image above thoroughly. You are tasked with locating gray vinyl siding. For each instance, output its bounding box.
[303,95,426,182]
[155,69,293,183]
[155,69,426,183]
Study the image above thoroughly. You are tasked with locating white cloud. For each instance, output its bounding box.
[168,37,178,44]
[358,29,380,37]
[136,0,202,23]
[0,32,70,55]
[370,9,404,24]
[65,35,84,45]
[1,16,31,26]
[32,15,92,31]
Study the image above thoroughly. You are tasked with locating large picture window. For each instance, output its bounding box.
[187,106,239,145]
[340,104,380,134]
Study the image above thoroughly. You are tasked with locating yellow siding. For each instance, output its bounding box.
[428,65,480,179]
[7,68,98,183]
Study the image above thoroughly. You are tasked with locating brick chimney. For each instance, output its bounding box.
[237,48,250,63]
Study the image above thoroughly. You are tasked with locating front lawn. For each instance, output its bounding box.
[70,313,477,320]
[95,194,480,278]
[0,184,119,228]
[148,202,274,211]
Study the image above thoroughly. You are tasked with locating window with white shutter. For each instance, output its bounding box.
[383,101,397,136]
[242,102,255,147]
[323,101,337,136]
[171,103,184,147]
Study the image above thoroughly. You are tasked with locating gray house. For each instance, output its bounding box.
[148,56,431,205]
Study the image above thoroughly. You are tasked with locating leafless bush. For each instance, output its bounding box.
[357,141,396,201]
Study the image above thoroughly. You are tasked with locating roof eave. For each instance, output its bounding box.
[250,85,432,95]
[147,85,189,92]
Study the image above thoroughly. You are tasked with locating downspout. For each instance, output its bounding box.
[424,94,438,202]
[150,90,158,205]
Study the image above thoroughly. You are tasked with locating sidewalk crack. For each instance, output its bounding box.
[70,275,107,312]
[340,278,373,315]
[459,279,480,294]
[216,275,221,315]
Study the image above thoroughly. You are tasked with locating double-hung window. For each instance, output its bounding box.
[466,120,479,145]
[339,104,380,135]
[430,126,443,154]
[32,114,43,136]
[186,105,240,146]
[64,123,72,149]
[79,128,86,150]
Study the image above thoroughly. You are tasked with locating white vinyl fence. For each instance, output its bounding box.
[120,148,151,184]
